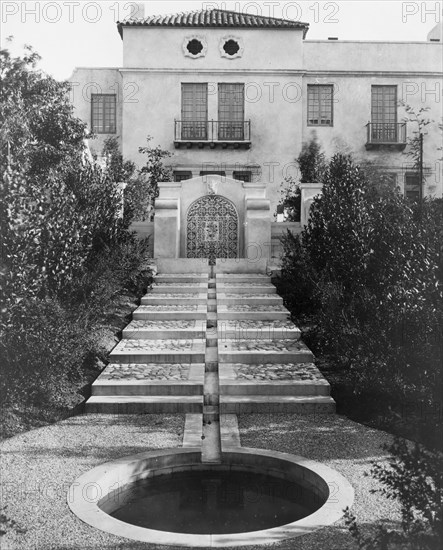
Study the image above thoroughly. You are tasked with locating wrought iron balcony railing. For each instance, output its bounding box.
[174,120,251,148]
[366,122,407,149]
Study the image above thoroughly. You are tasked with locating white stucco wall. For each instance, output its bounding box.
[122,27,304,71]
[69,68,123,157]
[68,27,443,209]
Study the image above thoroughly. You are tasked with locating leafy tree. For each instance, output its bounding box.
[277,136,327,221]
[297,134,327,183]
[0,45,123,305]
[0,42,86,180]
[122,136,173,223]
[101,136,136,184]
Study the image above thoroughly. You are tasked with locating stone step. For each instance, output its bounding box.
[155,274,208,283]
[141,293,208,305]
[86,395,202,414]
[91,363,204,396]
[217,320,300,340]
[150,282,207,294]
[109,339,206,364]
[123,320,206,340]
[217,304,290,321]
[216,283,276,294]
[216,293,283,306]
[132,304,207,320]
[216,273,271,284]
[218,339,314,364]
[219,363,330,396]
[219,395,336,414]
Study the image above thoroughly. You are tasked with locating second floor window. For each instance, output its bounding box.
[218,83,245,140]
[370,85,398,141]
[91,94,116,134]
[181,83,208,140]
[307,85,333,126]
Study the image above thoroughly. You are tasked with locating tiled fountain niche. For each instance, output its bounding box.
[68,447,354,547]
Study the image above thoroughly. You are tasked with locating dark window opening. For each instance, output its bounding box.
[233,171,251,182]
[187,39,204,56]
[405,172,420,202]
[307,85,333,126]
[200,171,226,176]
[174,171,193,182]
[223,39,240,56]
[181,83,208,140]
[91,94,116,134]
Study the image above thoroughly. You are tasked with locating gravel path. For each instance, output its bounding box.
[0,412,401,550]
[237,413,402,550]
[0,414,184,550]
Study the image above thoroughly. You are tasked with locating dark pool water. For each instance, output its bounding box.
[109,469,324,534]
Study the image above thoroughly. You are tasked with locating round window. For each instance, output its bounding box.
[223,39,240,56]
[187,39,204,56]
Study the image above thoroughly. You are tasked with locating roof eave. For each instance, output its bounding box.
[116,21,309,39]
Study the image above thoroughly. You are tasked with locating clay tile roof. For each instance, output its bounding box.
[117,8,309,38]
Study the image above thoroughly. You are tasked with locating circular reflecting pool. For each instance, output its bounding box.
[109,469,325,534]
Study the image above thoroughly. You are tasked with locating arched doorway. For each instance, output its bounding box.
[186,195,238,259]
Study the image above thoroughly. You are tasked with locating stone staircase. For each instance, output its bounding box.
[85,262,335,415]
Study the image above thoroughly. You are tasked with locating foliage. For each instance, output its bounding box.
[344,438,443,549]
[280,152,443,423]
[0,46,154,438]
[297,134,327,183]
[0,162,123,305]
[126,135,173,222]
[101,136,136,184]
[277,135,327,220]
[278,177,301,221]
[0,235,153,427]
[0,43,86,180]
[400,101,432,180]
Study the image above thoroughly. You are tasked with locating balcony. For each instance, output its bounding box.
[365,122,407,150]
[174,120,251,149]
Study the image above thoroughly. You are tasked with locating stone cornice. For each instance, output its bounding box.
[118,68,442,77]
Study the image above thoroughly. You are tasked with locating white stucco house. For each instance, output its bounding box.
[68,6,443,261]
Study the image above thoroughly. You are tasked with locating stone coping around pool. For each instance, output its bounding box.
[68,447,354,548]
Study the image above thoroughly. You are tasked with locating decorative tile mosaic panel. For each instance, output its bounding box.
[186,195,238,259]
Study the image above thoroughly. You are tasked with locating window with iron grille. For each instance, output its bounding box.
[233,171,251,182]
[307,85,333,126]
[218,83,245,140]
[181,83,208,140]
[405,172,420,201]
[173,171,193,182]
[91,94,116,134]
[371,86,398,142]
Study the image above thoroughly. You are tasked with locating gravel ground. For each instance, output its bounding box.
[0,413,185,550]
[237,413,402,550]
[0,412,401,550]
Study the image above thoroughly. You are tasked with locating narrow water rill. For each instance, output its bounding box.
[69,259,354,547]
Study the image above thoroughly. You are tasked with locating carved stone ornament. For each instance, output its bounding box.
[183,36,207,59]
[219,36,244,59]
